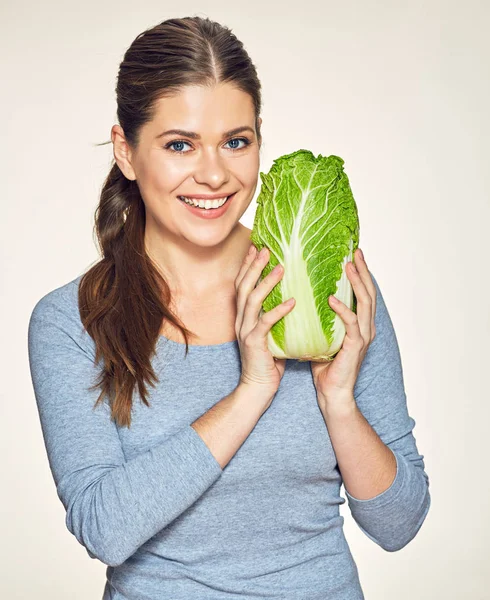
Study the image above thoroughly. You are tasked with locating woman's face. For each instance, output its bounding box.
[114,82,261,250]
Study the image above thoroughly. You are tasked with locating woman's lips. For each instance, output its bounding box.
[178,192,236,220]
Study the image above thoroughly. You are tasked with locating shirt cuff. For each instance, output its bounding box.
[184,423,224,475]
[344,449,406,510]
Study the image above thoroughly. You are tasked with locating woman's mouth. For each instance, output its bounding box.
[177,192,236,219]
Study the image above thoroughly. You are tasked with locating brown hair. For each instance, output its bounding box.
[79,16,262,428]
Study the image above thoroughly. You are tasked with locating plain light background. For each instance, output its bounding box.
[2,0,489,598]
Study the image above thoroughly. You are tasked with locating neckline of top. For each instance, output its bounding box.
[157,334,238,351]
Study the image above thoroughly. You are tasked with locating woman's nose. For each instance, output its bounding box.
[193,149,229,189]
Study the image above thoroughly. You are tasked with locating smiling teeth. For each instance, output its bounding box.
[179,196,229,209]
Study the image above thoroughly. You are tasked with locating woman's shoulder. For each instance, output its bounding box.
[30,274,83,321]
[28,274,94,353]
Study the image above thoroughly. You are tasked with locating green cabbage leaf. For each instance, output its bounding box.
[250,149,360,361]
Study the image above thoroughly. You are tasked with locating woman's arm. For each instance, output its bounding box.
[28,285,271,567]
[322,274,431,552]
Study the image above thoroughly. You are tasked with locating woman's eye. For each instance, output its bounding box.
[225,137,250,151]
[164,137,250,154]
[166,140,191,153]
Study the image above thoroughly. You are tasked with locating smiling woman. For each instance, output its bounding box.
[73,20,265,426]
[27,14,430,600]
[111,82,260,252]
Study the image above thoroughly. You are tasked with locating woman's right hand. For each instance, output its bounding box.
[234,244,296,402]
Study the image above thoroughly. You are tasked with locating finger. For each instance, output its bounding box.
[241,261,286,335]
[234,245,259,335]
[346,257,373,344]
[354,248,377,339]
[251,297,296,341]
[235,243,257,290]
[328,293,364,346]
[235,246,270,333]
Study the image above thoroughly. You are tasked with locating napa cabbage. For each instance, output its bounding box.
[250,149,360,361]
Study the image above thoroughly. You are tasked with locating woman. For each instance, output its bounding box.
[28,16,431,599]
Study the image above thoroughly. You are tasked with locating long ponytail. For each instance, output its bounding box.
[79,16,262,428]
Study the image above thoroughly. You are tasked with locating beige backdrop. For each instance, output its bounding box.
[2,0,489,598]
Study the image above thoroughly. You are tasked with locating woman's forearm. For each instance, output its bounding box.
[319,397,397,500]
[191,383,274,470]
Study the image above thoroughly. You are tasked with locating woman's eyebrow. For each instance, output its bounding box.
[155,125,255,140]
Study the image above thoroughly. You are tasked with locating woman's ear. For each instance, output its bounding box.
[111,125,137,181]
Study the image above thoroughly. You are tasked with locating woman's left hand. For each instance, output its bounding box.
[310,248,377,407]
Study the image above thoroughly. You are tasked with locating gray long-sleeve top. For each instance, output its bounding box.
[27,272,431,599]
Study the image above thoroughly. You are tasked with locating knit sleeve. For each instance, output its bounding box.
[27,284,223,567]
[344,272,431,552]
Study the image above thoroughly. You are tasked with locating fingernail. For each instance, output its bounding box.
[358,248,364,261]
[248,244,255,255]
[259,247,268,258]
[351,262,358,274]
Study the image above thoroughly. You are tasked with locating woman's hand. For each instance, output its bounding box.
[311,248,377,409]
[235,244,296,401]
